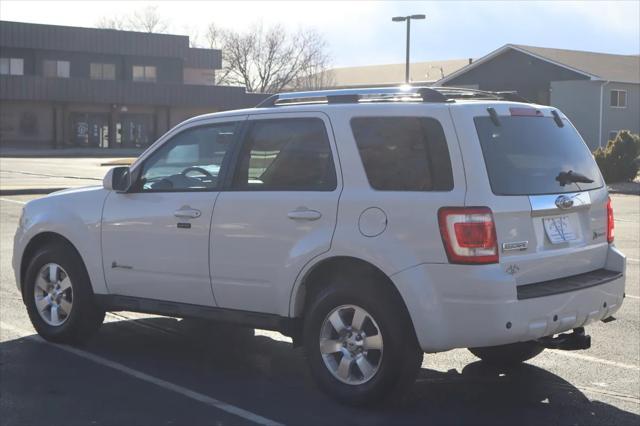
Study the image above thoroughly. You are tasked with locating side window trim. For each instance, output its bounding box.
[127,119,245,193]
[228,114,338,192]
[218,119,251,191]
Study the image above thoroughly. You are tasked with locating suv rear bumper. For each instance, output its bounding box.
[392,245,626,353]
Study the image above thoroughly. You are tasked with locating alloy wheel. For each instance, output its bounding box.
[319,304,384,385]
[33,263,73,326]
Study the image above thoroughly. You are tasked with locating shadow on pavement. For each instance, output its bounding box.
[2,316,639,425]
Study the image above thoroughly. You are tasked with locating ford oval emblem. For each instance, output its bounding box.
[555,195,574,209]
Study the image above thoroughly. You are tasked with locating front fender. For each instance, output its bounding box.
[14,187,109,295]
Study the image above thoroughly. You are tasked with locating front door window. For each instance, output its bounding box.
[136,122,240,192]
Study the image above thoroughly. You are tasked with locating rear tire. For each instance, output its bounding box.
[23,243,105,344]
[303,273,422,406]
[468,341,544,366]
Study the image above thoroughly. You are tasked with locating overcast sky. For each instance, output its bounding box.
[1,0,638,67]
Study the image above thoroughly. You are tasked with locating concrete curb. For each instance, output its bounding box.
[0,188,67,196]
[607,182,640,196]
[608,189,640,195]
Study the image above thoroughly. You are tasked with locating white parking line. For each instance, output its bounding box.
[0,321,284,426]
[615,218,637,223]
[549,349,640,371]
[0,197,26,205]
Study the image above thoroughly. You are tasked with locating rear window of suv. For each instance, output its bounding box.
[474,116,604,195]
[350,117,454,191]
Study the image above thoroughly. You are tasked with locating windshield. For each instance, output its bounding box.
[474,116,604,195]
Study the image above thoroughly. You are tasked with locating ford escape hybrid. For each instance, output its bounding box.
[13,87,626,405]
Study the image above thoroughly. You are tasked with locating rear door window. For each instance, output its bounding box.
[474,116,603,195]
[350,117,454,191]
[232,118,337,191]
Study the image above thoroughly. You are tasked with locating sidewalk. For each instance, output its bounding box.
[0,147,143,158]
[0,156,136,195]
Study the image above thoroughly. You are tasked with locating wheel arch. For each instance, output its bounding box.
[291,256,411,320]
[20,232,86,296]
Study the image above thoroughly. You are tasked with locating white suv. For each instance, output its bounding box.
[13,87,626,405]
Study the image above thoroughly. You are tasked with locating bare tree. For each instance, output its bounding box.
[204,23,232,86]
[95,12,334,93]
[95,5,169,33]
[183,24,202,48]
[204,22,224,49]
[126,5,168,33]
[96,16,129,31]
[209,23,332,93]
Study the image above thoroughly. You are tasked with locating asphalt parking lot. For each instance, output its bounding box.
[0,191,638,425]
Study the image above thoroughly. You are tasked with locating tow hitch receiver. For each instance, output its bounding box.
[537,327,591,351]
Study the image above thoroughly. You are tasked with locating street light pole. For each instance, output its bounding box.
[405,18,411,83]
[392,14,426,84]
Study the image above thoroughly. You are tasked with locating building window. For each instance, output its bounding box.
[90,63,115,80]
[0,57,24,75]
[43,60,70,78]
[610,90,627,108]
[132,65,157,82]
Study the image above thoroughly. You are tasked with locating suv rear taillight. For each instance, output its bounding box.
[607,197,615,243]
[438,207,498,264]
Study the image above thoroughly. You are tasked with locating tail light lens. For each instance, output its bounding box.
[607,197,614,243]
[438,207,498,264]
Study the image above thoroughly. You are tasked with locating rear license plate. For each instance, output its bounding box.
[543,215,577,244]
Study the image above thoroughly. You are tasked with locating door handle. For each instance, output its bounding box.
[288,208,322,221]
[174,208,201,219]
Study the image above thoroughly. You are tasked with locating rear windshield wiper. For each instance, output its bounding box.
[555,170,594,186]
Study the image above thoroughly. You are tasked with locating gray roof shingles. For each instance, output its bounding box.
[511,44,639,84]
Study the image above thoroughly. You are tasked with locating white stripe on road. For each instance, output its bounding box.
[0,197,26,205]
[627,258,639,264]
[549,349,640,371]
[624,294,640,300]
[615,218,638,223]
[0,321,284,426]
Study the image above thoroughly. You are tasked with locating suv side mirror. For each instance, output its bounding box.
[103,167,131,193]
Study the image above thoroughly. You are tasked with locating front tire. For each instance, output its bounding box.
[468,341,544,366]
[23,243,105,344]
[303,275,422,406]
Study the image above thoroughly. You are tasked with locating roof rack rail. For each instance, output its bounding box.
[254,86,529,107]
[429,87,530,103]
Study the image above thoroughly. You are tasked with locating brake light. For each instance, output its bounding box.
[607,197,614,243]
[438,207,498,264]
[509,107,543,117]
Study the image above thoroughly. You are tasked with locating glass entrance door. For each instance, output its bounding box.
[70,113,109,148]
[119,113,154,148]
